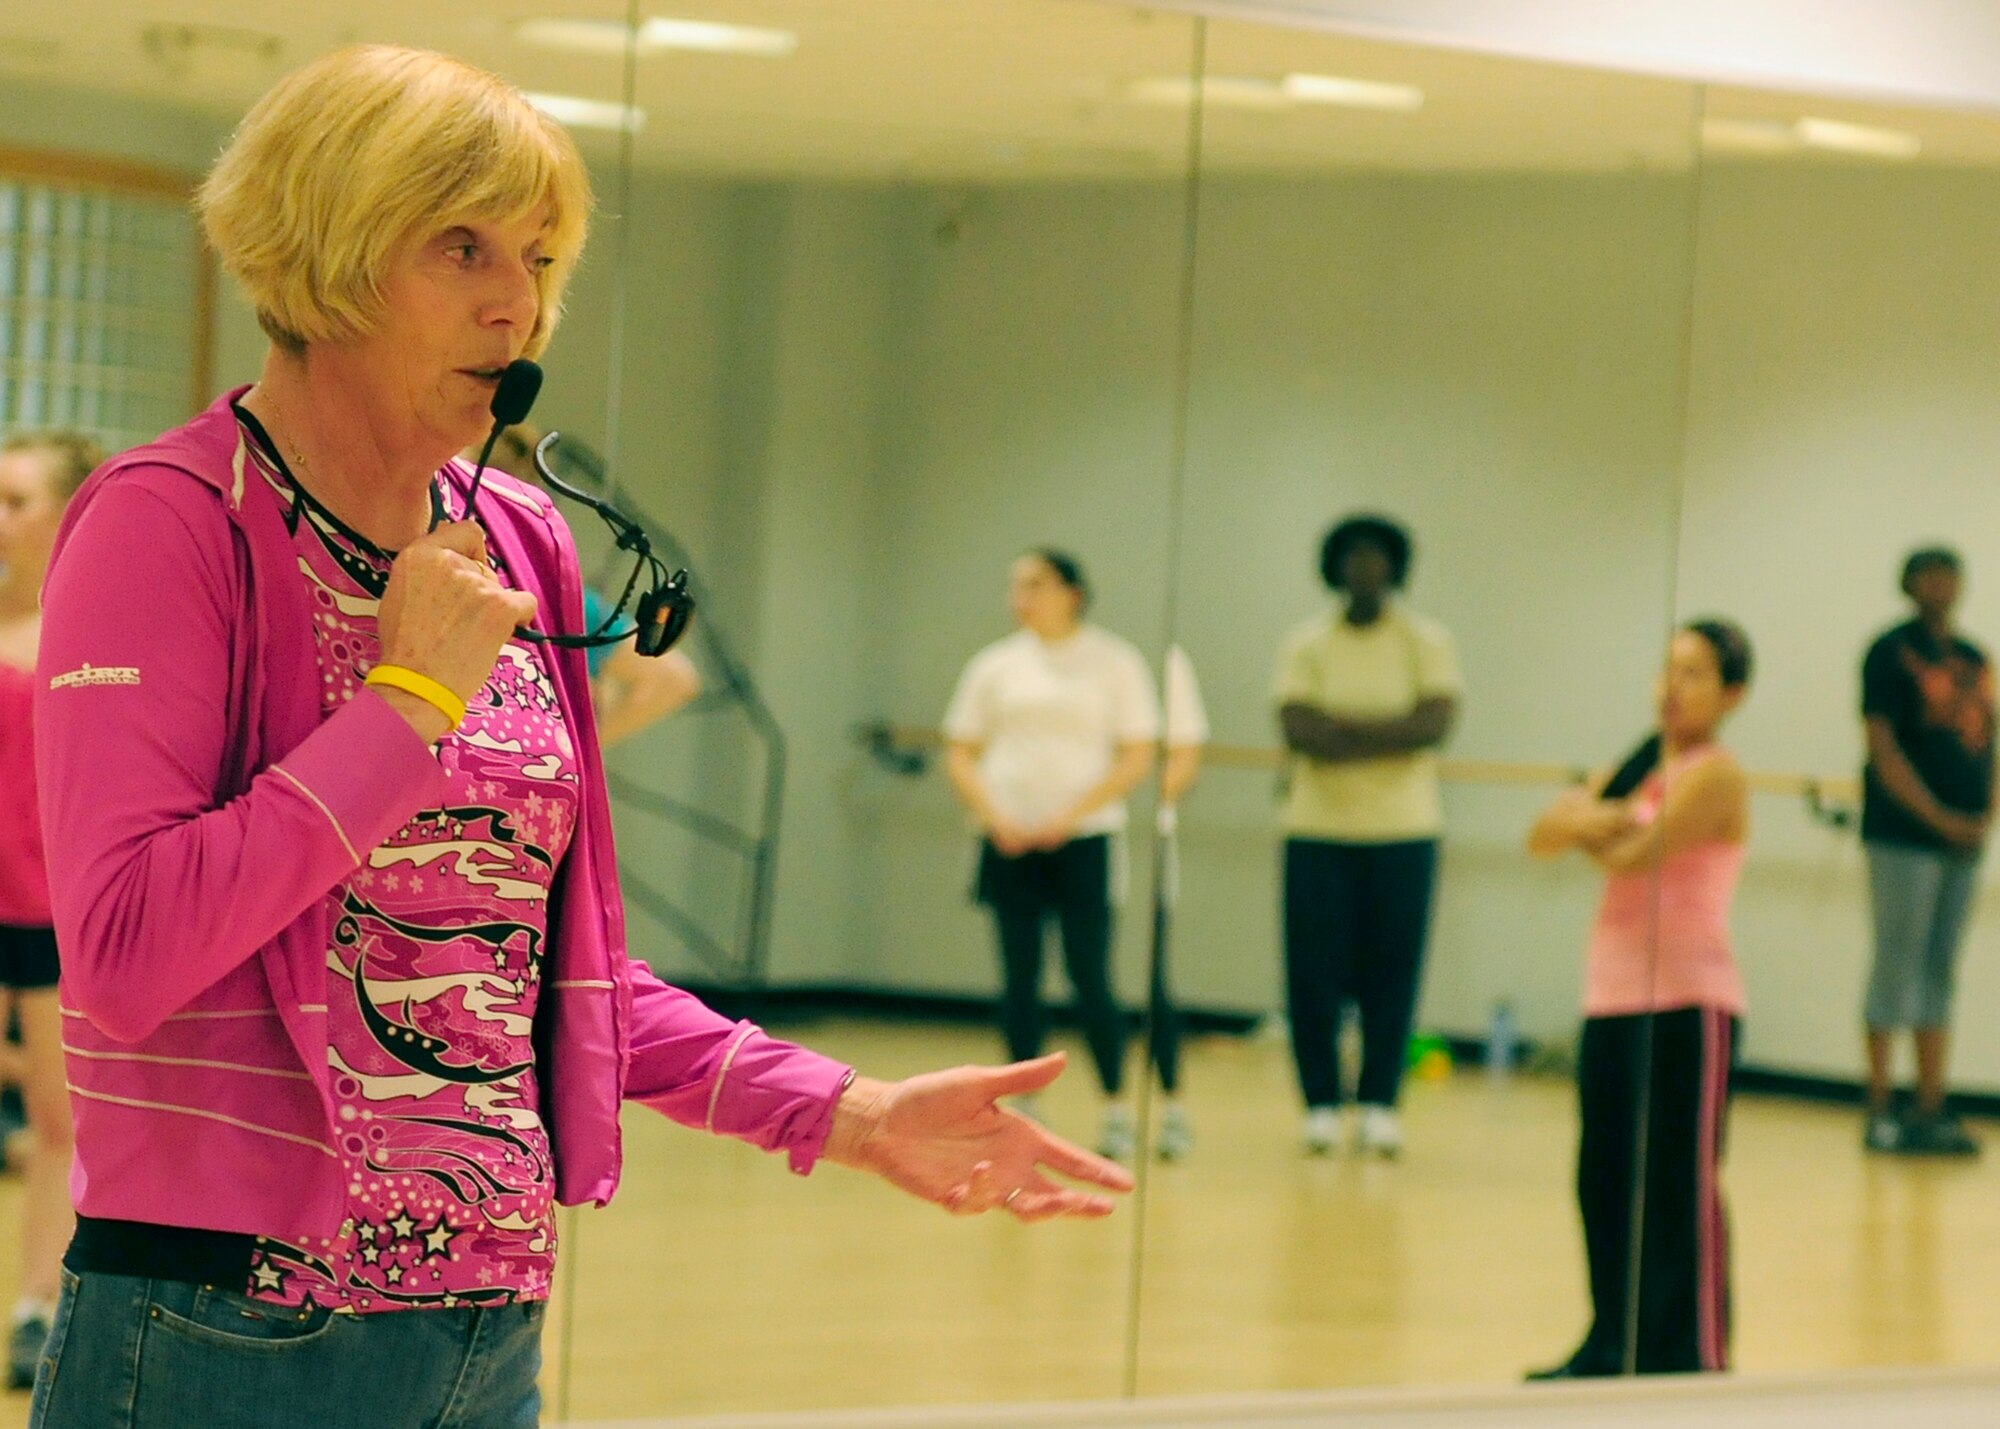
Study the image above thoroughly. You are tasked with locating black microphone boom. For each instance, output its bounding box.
[465,358,544,513]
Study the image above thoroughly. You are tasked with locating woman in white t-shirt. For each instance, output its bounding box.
[1275,514,1461,1159]
[945,551,1159,1161]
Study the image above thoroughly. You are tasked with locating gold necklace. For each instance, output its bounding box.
[246,387,318,488]
[271,404,319,486]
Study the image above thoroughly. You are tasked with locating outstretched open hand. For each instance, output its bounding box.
[825,1052,1134,1222]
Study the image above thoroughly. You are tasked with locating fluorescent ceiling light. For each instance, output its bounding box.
[1700,118,1798,154]
[1701,115,1920,160]
[517,18,639,54]
[1281,73,1423,112]
[523,92,646,133]
[639,17,794,56]
[1125,76,1286,110]
[1795,117,1920,159]
[1125,73,1420,114]
[516,16,795,58]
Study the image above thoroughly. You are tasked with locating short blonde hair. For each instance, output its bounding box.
[199,44,592,358]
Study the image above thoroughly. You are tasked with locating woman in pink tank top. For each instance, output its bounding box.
[0,431,100,1385]
[1525,618,1753,1381]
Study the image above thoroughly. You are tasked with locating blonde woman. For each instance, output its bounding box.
[0,432,99,1388]
[30,47,1126,1425]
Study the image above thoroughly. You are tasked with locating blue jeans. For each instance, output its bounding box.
[31,1269,543,1428]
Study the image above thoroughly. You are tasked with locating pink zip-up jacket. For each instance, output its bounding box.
[36,390,850,1240]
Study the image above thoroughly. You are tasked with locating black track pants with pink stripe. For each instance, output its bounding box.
[1572,1006,1737,1376]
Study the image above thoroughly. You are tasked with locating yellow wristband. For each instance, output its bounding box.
[364,664,468,732]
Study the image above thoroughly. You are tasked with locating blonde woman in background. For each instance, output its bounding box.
[0,432,99,1390]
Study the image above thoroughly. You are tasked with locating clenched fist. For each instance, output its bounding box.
[372,521,537,741]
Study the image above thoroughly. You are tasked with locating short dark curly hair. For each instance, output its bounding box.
[1320,514,1412,591]
[1901,545,1961,596]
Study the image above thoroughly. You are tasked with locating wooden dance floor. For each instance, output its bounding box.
[5,1017,2000,1424]
[582,1368,2000,1427]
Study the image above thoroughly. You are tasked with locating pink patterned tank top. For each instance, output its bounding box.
[235,421,578,1313]
[1584,747,1748,1018]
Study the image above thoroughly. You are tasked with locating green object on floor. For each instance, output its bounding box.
[1407,1033,1454,1079]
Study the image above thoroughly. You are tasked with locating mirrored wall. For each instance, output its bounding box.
[11,0,2000,1423]
[564,1,1200,1418]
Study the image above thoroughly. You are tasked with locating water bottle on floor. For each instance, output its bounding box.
[1487,999,1518,1078]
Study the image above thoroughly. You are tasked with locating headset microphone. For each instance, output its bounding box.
[453,358,695,660]
[464,358,544,515]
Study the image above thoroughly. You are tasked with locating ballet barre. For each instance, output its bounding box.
[857,723,1863,828]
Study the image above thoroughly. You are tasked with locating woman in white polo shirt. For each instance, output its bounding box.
[1275,514,1461,1158]
[945,551,1159,1161]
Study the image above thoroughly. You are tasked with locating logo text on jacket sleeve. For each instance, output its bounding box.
[49,663,142,690]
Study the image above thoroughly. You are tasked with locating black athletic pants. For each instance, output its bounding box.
[978,834,1126,1096]
[1572,1007,1737,1376]
[1282,837,1438,1109]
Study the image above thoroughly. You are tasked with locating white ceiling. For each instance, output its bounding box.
[3,1,1999,180]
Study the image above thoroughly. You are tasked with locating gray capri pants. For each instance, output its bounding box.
[1865,841,1982,1030]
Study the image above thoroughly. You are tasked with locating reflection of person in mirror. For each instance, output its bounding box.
[1525,619,1754,1380]
[1148,645,1208,1162]
[1275,514,1460,1159]
[944,551,1160,1162]
[1859,547,1994,1158]
[475,422,700,749]
[29,47,1131,1426]
[0,432,100,1392]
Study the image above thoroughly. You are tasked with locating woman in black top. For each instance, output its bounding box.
[1859,547,1994,1157]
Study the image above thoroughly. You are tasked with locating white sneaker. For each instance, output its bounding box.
[1097,1104,1137,1162]
[1155,1104,1194,1162]
[1358,1105,1402,1158]
[1303,1106,1345,1156]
